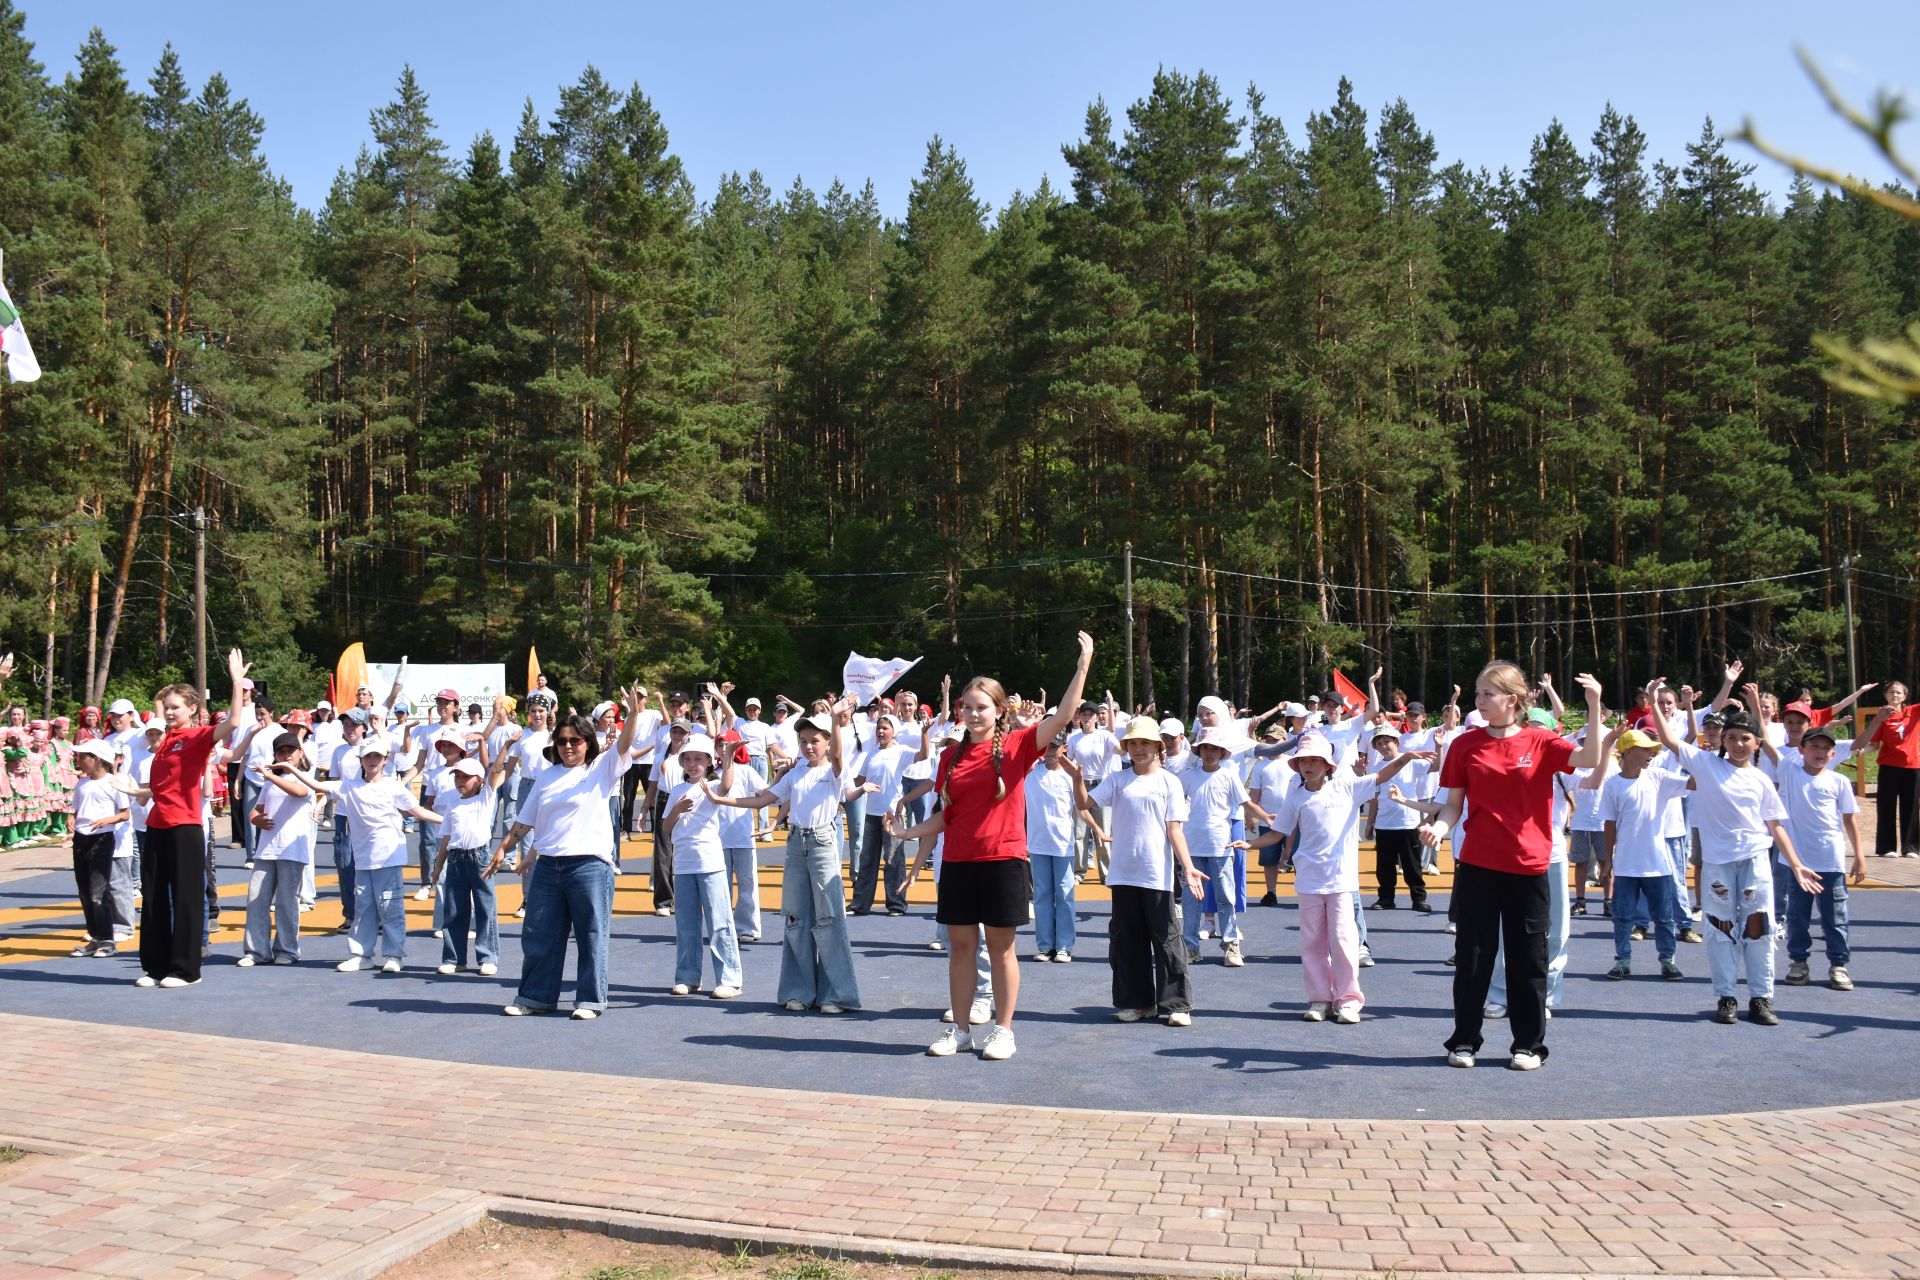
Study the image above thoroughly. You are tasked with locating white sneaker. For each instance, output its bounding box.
[201,943,213,958]
[1054,951,1072,964]
[1509,1050,1542,1071]
[969,998,991,1025]
[784,999,808,1012]
[1446,1048,1475,1068]
[431,929,443,938]
[236,956,256,968]
[1031,951,1052,963]
[570,1007,600,1020]
[1358,947,1375,968]
[272,955,295,966]
[515,907,526,918]
[1303,1001,1331,1022]
[978,1025,1017,1060]
[436,963,457,975]
[1444,922,1458,935]
[1484,1003,1508,1019]
[336,957,366,972]
[671,983,693,996]
[654,905,673,917]
[501,1004,529,1016]
[711,985,740,999]
[1166,1010,1192,1027]
[1113,1007,1152,1022]
[157,975,198,988]
[479,962,498,976]
[381,957,402,973]
[1333,1003,1361,1025]
[819,1002,848,1014]
[412,887,431,901]
[928,939,945,952]
[928,1026,972,1056]
[1223,942,1244,967]
[134,975,157,988]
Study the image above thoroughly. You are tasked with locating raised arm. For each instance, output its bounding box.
[1743,682,1781,765]
[1825,682,1879,719]
[1643,679,1685,754]
[384,658,407,712]
[215,649,252,749]
[1705,659,1743,715]
[1564,674,1606,769]
[614,683,644,759]
[1582,722,1623,789]
[1033,631,1095,747]
[1538,672,1567,723]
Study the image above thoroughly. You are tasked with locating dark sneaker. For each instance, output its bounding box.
[1713,996,1739,1025]
[1660,959,1684,981]
[1677,928,1703,944]
[1784,960,1810,986]
[1259,892,1278,907]
[1411,901,1432,914]
[1629,925,1648,941]
[1571,900,1587,916]
[1368,900,1395,910]
[1747,997,1779,1026]
[1606,961,1630,980]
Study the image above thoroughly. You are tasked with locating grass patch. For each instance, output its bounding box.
[765,1250,850,1280]
[583,1266,679,1280]
[0,1145,25,1165]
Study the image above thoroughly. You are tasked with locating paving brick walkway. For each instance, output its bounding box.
[4,1012,1920,1279]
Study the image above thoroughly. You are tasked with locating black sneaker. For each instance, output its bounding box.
[1259,892,1278,907]
[1747,997,1779,1026]
[1411,901,1432,914]
[1368,899,1394,910]
[1571,900,1587,916]
[1444,953,1456,967]
[1713,996,1739,1024]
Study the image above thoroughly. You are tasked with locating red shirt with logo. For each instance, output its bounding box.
[935,724,1042,862]
[1436,726,1575,875]
[1872,706,1920,770]
[146,725,218,830]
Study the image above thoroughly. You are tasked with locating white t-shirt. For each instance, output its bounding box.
[312,719,344,761]
[1568,768,1604,832]
[1089,768,1189,892]
[435,781,498,851]
[718,763,766,848]
[1672,741,1787,863]
[1777,765,1858,875]
[243,723,279,784]
[337,775,418,869]
[851,743,916,810]
[666,779,727,873]
[769,720,800,762]
[1067,728,1120,780]
[509,729,551,780]
[769,762,844,830]
[1597,769,1690,878]
[1760,737,1854,785]
[130,755,156,833]
[625,709,664,761]
[107,725,145,774]
[1251,755,1295,819]
[1373,755,1428,831]
[516,743,631,863]
[734,717,774,762]
[254,779,315,864]
[1162,747,1194,777]
[1024,761,1077,859]
[72,775,124,837]
[1271,770,1374,896]
[1181,764,1248,858]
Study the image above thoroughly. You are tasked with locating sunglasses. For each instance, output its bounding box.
[553,735,588,748]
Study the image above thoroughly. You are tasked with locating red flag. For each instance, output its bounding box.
[1332,670,1368,715]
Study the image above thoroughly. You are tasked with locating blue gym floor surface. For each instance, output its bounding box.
[2,835,1916,1122]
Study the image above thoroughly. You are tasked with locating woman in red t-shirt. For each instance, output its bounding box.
[887,631,1094,1061]
[1419,661,1604,1072]
[1863,682,1920,856]
[122,650,253,988]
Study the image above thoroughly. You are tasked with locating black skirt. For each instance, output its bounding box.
[936,857,1032,928]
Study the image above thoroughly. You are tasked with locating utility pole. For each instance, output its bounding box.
[1842,553,1858,697]
[1123,542,1134,712]
[193,508,207,698]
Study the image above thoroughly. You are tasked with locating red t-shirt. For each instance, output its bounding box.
[1873,707,1920,769]
[146,724,218,830]
[935,724,1042,862]
[1436,726,1575,876]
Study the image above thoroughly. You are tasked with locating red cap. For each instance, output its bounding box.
[285,709,312,727]
[718,728,743,745]
[1781,701,1815,720]
[435,688,460,703]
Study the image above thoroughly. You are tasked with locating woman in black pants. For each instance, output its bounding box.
[1419,662,1605,1071]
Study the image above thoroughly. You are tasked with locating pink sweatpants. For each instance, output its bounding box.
[1298,890,1363,1007]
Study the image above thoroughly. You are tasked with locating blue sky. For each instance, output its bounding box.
[20,2,1916,217]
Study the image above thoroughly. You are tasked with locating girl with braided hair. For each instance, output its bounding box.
[887,631,1096,1062]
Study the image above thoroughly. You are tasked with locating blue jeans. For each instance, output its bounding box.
[841,795,866,877]
[348,865,406,960]
[1490,854,1570,1008]
[607,794,623,870]
[440,848,499,968]
[236,776,259,855]
[1668,835,1694,925]
[726,845,761,938]
[516,855,614,1012]
[1771,848,1793,923]
[1611,875,1676,963]
[1787,871,1851,966]
[778,825,861,1009]
[244,858,303,961]
[674,868,742,988]
[332,815,356,927]
[1200,820,1248,913]
[1031,853,1077,954]
[1703,857,1775,999]
[1183,854,1239,950]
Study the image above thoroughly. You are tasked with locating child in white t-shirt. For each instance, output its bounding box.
[1076,716,1205,1027]
[1241,732,1424,1023]
[1772,725,1862,991]
[662,734,742,998]
[715,734,768,943]
[68,741,129,957]
[242,733,317,966]
[1591,726,1689,981]
[1180,727,1272,967]
[1027,735,1102,962]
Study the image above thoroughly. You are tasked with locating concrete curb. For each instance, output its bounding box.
[317,1197,489,1280]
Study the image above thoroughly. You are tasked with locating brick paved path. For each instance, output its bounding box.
[4,1013,1920,1278]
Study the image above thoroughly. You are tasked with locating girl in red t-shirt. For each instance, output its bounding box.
[887,632,1094,1062]
[1863,682,1920,856]
[1419,661,1605,1071]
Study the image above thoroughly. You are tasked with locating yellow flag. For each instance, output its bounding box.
[527,644,542,694]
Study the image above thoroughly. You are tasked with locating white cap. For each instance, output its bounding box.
[359,742,389,759]
[745,697,762,708]
[316,700,334,711]
[680,734,716,760]
[1158,717,1185,739]
[449,757,484,779]
[590,700,616,722]
[1281,702,1308,719]
[74,739,117,763]
[795,712,835,737]
[107,698,137,716]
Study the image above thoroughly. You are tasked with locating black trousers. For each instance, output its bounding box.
[1374,827,1427,906]
[650,794,674,907]
[620,762,650,834]
[139,824,206,982]
[1108,884,1192,1014]
[1877,764,1919,855]
[1448,860,1549,1059]
[72,831,117,943]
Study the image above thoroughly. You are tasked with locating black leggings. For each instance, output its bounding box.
[139,824,207,982]
[1447,861,1549,1060]
[1877,764,1919,854]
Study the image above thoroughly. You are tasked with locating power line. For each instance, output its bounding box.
[1131,555,1831,601]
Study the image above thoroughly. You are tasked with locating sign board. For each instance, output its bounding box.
[365,662,508,715]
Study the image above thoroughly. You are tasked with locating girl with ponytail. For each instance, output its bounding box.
[888,631,1095,1061]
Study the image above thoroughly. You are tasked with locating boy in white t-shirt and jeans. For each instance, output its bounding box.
[1773,724,1862,990]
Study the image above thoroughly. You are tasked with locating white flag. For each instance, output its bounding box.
[0,277,39,384]
[842,652,921,705]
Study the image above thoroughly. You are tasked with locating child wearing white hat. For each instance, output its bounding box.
[661,733,742,997]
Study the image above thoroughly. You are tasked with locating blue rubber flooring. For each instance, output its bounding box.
[3,835,1917,1121]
